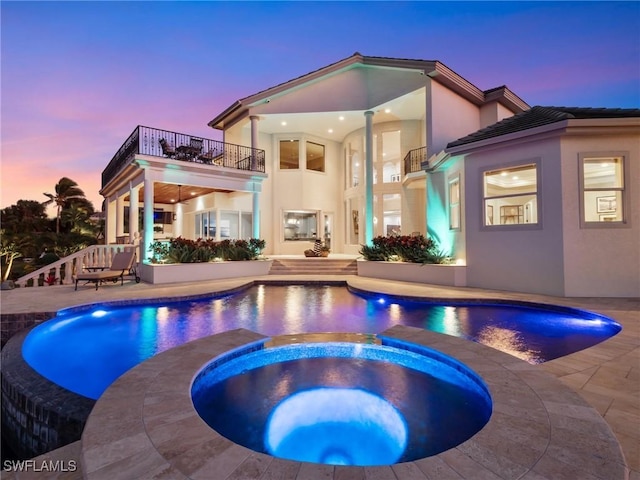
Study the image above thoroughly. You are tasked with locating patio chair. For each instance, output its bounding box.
[74,250,139,291]
[189,137,203,152]
[198,148,223,165]
[159,138,176,158]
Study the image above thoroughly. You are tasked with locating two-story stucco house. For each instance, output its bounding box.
[100,53,640,297]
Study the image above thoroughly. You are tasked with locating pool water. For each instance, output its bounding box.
[22,285,621,399]
[191,342,492,465]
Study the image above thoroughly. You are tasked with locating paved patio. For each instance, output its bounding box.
[1,274,638,478]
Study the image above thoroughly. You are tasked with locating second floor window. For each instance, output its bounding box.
[280,140,299,169]
[306,142,325,172]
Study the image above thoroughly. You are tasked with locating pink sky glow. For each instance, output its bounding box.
[1,1,638,216]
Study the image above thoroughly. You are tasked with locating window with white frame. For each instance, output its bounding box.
[483,163,538,226]
[580,154,625,224]
[283,210,318,241]
[195,211,216,238]
[280,140,299,169]
[449,177,460,230]
[306,141,325,172]
[195,210,252,239]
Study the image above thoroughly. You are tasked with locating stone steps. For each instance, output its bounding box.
[269,258,357,275]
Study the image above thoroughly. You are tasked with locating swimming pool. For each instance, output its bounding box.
[22,284,621,399]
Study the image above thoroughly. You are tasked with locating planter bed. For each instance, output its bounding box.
[140,259,273,284]
[357,260,466,287]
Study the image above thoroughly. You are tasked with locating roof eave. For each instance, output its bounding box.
[208,54,477,131]
[208,101,243,131]
[446,120,569,155]
[484,86,530,113]
[427,62,485,105]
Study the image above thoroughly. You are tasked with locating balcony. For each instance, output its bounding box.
[102,126,266,189]
[403,146,427,175]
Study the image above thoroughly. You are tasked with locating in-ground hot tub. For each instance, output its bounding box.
[191,339,492,466]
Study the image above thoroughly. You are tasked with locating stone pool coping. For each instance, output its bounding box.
[80,326,626,480]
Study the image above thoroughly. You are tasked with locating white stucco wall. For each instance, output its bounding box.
[266,134,343,255]
[480,102,517,129]
[560,134,640,297]
[429,81,480,156]
[463,139,567,296]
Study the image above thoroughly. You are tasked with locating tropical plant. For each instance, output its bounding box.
[149,237,266,263]
[1,240,23,281]
[61,202,95,234]
[1,200,50,236]
[42,177,88,233]
[359,235,449,264]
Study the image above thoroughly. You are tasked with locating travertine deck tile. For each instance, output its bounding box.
[259,457,300,480]
[414,455,464,479]
[4,276,636,479]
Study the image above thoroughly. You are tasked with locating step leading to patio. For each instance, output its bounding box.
[269,258,357,275]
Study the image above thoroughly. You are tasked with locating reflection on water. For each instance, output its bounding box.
[22,285,621,399]
[477,326,538,363]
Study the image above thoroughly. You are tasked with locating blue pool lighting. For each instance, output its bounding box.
[191,341,492,465]
[22,285,621,400]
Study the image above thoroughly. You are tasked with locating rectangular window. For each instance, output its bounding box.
[306,141,325,172]
[580,154,625,224]
[449,177,460,230]
[208,211,216,238]
[483,164,538,226]
[241,212,253,239]
[280,140,299,169]
[283,210,317,241]
[348,144,360,188]
[383,193,401,236]
[382,130,401,183]
[220,211,238,239]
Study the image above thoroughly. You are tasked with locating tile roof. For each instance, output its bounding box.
[447,106,640,149]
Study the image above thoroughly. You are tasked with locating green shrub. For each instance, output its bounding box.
[149,237,266,263]
[359,235,449,264]
[35,252,60,266]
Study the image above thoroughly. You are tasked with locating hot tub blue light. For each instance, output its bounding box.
[265,387,407,465]
[191,341,492,465]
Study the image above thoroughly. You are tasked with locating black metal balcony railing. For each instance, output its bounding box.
[102,126,266,188]
[403,146,427,175]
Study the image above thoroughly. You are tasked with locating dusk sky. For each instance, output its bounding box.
[1,1,639,214]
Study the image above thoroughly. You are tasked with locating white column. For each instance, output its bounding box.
[115,195,124,240]
[252,191,260,239]
[129,183,140,243]
[143,176,154,263]
[105,197,116,244]
[364,110,374,246]
[250,115,259,151]
[250,115,261,238]
[250,115,259,171]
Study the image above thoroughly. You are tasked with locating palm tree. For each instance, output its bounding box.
[61,202,94,234]
[43,177,87,233]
